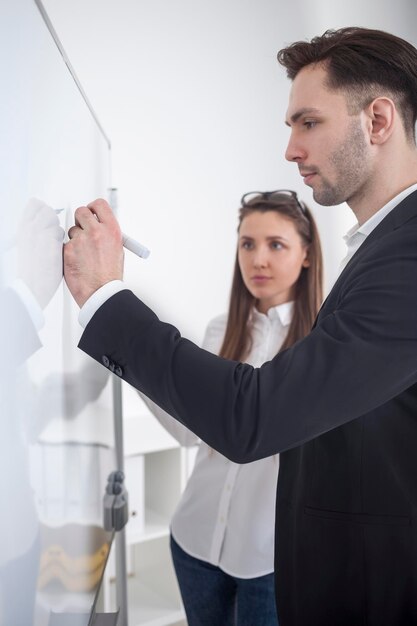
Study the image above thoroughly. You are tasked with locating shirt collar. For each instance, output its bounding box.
[252,301,294,327]
[343,182,417,246]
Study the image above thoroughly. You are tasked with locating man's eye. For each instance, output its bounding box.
[304,121,317,129]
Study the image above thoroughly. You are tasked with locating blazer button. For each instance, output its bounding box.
[102,355,110,368]
[109,361,115,373]
[115,365,123,377]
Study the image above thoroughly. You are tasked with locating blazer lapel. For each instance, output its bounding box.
[312,189,417,328]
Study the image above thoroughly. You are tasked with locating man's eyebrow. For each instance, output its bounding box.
[285,107,322,126]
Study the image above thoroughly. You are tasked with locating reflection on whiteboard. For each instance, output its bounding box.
[0,0,114,624]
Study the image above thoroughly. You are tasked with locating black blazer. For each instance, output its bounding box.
[80,190,417,626]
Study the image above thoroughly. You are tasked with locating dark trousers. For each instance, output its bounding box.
[170,534,279,626]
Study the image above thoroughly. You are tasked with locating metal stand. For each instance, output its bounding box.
[49,613,118,626]
[105,188,129,626]
[101,377,129,626]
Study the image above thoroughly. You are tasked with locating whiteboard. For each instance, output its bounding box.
[0,0,116,623]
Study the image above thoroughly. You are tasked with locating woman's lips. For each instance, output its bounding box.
[252,276,271,283]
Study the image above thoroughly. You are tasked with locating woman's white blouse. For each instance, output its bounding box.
[140,302,293,578]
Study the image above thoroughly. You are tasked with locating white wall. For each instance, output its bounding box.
[42,0,417,343]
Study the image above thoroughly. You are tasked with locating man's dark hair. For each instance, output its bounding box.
[277,27,417,141]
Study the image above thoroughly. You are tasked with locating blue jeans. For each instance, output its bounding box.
[170,535,279,626]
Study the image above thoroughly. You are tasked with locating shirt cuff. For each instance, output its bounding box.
[79,280,126,328]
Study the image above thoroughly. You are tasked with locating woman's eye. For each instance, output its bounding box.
[241,241,254,250]
[271,241,283,250]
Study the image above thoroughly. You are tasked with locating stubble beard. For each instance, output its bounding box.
[312,118,370,207]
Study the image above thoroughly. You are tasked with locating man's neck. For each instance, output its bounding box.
[350,145,417,225]
[353,179,417,225]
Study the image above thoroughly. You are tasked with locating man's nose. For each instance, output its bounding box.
[285,134,306,162]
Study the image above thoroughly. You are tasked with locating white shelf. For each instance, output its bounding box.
[125,576,185,626]
[127,509,170,545]
[124,414,180,456]
[106,539,186,626]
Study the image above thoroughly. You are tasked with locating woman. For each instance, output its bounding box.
[140,190,323,625]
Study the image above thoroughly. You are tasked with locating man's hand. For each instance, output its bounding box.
[64,198,124,308]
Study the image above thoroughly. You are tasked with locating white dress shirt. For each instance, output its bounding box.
[338,183,417,272]
[140,303,293,578]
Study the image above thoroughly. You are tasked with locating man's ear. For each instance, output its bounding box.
[365,97,396,145]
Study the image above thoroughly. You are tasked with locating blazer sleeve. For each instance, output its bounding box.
[78,225,417,463]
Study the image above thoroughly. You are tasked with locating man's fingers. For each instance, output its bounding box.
[87,198,115,224]
[74,205,99,230]
[74,199,119,236]
[68,225,82,240]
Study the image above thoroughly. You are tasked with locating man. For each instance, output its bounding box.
[64,28,417,626]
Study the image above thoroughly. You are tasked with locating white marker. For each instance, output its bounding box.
[122,232,150,259]
[54,207,149,259]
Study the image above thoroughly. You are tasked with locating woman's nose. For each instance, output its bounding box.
[253,249,268,268]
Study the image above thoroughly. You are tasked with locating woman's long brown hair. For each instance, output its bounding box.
[219,192,323,361]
